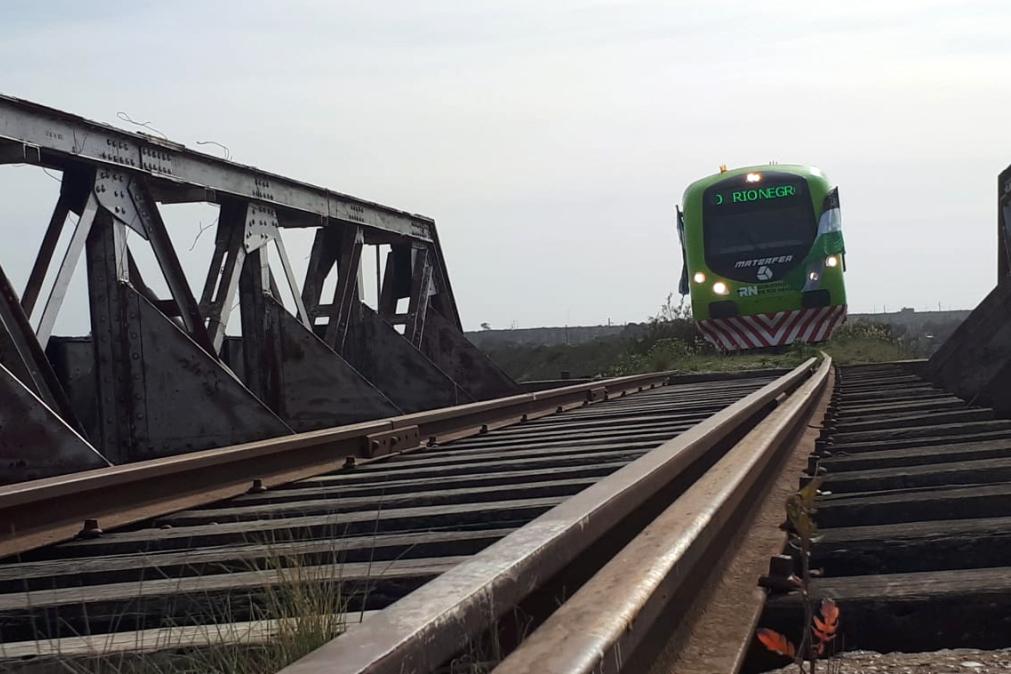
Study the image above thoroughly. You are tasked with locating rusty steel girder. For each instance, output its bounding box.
[0,94,518,482]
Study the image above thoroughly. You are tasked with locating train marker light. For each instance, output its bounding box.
[825,256,839,268]
[808,271,820,281]
[693,272,707,284]
[713,281,729,295]
[746,172,762,183]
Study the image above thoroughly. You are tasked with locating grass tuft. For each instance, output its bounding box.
[6,533,358,674]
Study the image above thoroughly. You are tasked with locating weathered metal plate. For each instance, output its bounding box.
[97,287,293,460]
[929,282,1011,413]
[45,337,99,441]
[343,306,468,413]
[363,425,421,458]
[421,307,519,401]
[0,363,109,484]
[258,298,402,431]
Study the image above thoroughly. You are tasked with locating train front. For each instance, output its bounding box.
[679,165,847,351]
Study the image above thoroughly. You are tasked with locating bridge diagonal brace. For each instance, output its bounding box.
[36,193,99,349]
[426,227,464,329]
[124,178,215,354]
[198,224,228,312]
[21,192,71,317]
[272,230,311,328]
[405,245,434,348]
[201,202,248,353]
[323,225,364,352]
[301,227,340,323]
[126,250,168,313]
[378,245,413,320]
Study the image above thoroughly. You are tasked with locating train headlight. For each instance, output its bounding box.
[825,256,839,268]
[808,271,820,282]
[693,272,706,284]
[712,281,729,295]
[746,172,762,183]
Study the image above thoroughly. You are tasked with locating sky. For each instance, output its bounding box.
[1,0,1009,332]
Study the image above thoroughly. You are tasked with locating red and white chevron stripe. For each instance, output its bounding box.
[697,305,847,351]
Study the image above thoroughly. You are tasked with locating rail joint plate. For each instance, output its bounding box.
[363,425,421,458]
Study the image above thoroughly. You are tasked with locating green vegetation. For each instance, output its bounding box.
[483,297,919,381]
[18,539,356,674]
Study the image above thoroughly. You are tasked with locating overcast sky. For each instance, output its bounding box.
[1,0,1009,332]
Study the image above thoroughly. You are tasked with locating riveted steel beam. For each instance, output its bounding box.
[0,95,433,242]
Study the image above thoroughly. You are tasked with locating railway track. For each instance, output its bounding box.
[0,360,829,673]
[754,361,1011,669]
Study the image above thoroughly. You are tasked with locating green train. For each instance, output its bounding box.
[676,164,847,350]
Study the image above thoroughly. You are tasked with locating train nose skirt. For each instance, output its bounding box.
[697,305,847,350]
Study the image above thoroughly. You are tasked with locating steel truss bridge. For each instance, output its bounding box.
[0,94,516,483]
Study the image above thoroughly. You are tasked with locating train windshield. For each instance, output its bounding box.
[702,173,816,283]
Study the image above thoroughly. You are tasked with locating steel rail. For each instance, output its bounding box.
[0,370,674,559]
[519,367,794,392]
[492,357,830,674]
[278,358,818,674]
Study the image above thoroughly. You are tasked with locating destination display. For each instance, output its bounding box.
[712,184,798,206]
